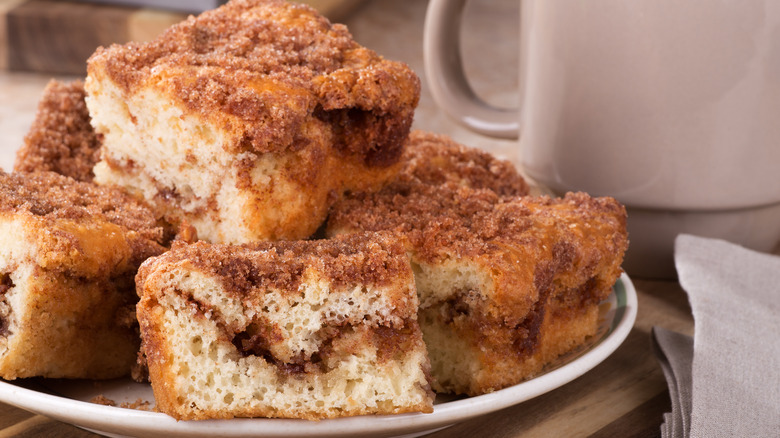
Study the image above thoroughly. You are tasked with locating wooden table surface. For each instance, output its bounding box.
[0,1,692,437]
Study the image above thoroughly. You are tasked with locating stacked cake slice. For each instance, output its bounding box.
[85,0,420,243]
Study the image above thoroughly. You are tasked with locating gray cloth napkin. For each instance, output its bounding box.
[652,326,693,438]
[653,234,780,438]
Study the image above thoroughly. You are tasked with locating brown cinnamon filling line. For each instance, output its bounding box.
[230,321,417,376]
[152,184,214,219]
[430,276,603,363]
[101,156,214,219]
[0,273,13,296]
[549,277,603,319]
[0,273,14,337]
[431,287,548,360]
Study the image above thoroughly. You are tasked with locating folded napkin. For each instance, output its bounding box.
[653,234,780,438]
[652,326,693,438]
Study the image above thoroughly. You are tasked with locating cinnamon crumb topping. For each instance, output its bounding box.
[0,171,165,244]
[87,0,420,162]
[14,80,101,182]
[329,183,627,267]
[138,232,410,297]
[400,131,529,197]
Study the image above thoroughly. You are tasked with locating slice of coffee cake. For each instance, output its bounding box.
[136,233,433,420]
[327,181,628,395]
[0,171,166,380]
[14,80,101,182]
[85,0,420,243]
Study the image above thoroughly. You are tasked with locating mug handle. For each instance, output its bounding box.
[423,0,520,139]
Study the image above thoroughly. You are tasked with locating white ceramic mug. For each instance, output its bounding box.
[424,0,780,278]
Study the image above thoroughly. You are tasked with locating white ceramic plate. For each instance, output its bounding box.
[0,274,637,438]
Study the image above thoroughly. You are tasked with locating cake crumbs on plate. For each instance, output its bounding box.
[90,395,155,411]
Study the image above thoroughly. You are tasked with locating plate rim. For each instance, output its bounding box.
[0,273,638,437]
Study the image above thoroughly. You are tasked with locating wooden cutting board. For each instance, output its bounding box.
[0,0,364,75]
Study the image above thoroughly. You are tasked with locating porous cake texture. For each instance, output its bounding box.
[85,0,420,244]
[14,80,102,182]
[136,233,434,420]
[0,171,166,380]
[327,180,628,395]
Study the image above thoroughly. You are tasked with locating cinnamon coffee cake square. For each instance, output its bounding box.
[85,0,420,243]
[0,171,166,380]
[136,233,433,420]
